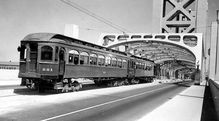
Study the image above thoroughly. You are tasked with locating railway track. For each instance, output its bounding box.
[0,82,146,98]
[0,80,189,98]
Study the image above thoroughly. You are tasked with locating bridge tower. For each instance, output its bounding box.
[99,0,208,82]
[152,0,208,81]
[152,0,208,34]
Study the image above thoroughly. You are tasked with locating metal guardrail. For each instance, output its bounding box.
[208,79,219,120]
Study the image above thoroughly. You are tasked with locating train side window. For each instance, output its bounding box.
[133,61,136,68]
[80,52,89,65]
[105,57,111,66]
[98,55,105,66]
[139,63,142,69]
[130,61,134,68]
[90,53,97,65]
[146,65,151,71]
[122,60,127,68]
[136,62,140,69]
[69,50,79,65]
[142,63,145,69]
[139,62,142,69]
[112,57,117,67]
[144,63,147,70]
[148,65,152,71]
[146,65,148,70]
[117,59,122,68]
[41,46,53,61]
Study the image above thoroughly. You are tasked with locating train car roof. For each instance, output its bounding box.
[22,33,154,62]
[23,33,129,56]
[130,55,154,62]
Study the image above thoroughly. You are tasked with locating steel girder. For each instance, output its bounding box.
[107,40,196,70]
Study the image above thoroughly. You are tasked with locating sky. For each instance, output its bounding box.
[0,0,153,62]
[0,0,218,62]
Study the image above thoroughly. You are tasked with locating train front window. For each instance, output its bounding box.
[41,46,53,61]
[18,45,27,61]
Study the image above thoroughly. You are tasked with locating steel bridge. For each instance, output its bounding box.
[99,33,202,79]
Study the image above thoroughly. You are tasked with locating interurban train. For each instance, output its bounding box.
[17,33,155,92]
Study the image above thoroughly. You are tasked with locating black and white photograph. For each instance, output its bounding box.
[0,0,219,121]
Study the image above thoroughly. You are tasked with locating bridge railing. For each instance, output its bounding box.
[208,79,219,120]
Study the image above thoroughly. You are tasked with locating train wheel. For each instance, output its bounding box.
[113,81,119,86]
[135,80,140,84]
[119,81,124,86]
[20,78,26,86]
[124,79,129,85]
[129,78,135,84]
[94,80,102,86]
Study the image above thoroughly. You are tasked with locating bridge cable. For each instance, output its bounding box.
[60,0,131,33]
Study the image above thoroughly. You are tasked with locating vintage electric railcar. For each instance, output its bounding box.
[17,33,154,91]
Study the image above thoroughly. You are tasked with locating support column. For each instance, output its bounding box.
[209,22,218,80]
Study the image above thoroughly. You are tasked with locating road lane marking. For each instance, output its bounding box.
[41,85,173,121]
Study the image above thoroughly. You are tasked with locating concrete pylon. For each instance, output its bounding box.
[64,24,79,39]
[152,0,163,33]
[215,20,219,81]
[209,22,218,80]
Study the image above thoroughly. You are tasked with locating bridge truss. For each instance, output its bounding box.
[99,33,203,78]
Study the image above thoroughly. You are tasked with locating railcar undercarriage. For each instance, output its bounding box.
[22,76,154,93]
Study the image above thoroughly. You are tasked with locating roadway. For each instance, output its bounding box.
[0,81,193,121]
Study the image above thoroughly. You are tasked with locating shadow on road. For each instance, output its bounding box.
[13,84,107,96]
[201,85,218,121]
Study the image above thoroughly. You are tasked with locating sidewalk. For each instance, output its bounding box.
[138,85,205,121]
[0,69,20,86]
[0,79,20,86]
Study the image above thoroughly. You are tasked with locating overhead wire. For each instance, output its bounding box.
[60,0,131,33]
[79,26,114,33]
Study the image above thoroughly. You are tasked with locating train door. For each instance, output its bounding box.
[28,43,38,72]
[18,43,38,73]
[127,59,136,78]
[58,48,65,76]
[18,43,27,73]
